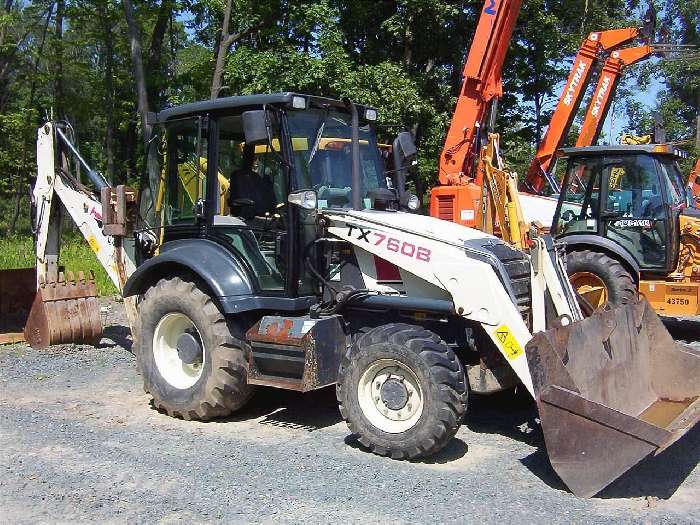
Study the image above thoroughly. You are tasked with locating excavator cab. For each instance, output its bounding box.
[552,144,700,314]
[554,144,691,272]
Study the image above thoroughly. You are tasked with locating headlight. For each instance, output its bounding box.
[288,190,317,210]
[407,193,420,211]
[291,96,307,109]
[365,108,378,121]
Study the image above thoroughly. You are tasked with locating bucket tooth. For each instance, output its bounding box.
[23,270,102,349]
[526,297,700,498]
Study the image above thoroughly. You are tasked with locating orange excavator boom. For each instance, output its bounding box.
[438,0,521,187]
[522,28,642,193]
[576,44,653,147]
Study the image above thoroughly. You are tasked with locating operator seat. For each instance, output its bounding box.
[229,145,275,219]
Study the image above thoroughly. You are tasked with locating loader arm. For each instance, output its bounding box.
[323,208,581,397]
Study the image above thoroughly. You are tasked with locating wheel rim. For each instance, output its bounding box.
[152,312,205,389]
[357,359,424,434]
[570,271,608,308]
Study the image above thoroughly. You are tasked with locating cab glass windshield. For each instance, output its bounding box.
[285,109,387,209]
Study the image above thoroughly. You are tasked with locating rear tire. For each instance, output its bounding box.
[566,250,636,309]
[337,323,467,459]
[135,276,254,420]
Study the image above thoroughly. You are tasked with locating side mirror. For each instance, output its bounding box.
[391,131,418,210]
[242,110,268,145]
[396,131,417,159]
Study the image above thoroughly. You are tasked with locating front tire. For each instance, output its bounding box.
[135,276,254,420]
[567,250,636,310]
[337,324,467,459]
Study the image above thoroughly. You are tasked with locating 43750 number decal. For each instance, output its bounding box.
[346,226,431,262]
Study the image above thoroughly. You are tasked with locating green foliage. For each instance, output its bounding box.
[0,233,116,296]
[0,0,695,234]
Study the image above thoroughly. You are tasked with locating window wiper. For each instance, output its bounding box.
[307,106,330,166]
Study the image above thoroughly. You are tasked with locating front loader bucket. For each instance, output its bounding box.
[0,268,37,344]
[23,271,102,349]
[525,297,700,498]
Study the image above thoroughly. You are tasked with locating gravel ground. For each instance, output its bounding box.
[0,300,698,524]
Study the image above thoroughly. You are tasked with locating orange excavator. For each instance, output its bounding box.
[430,1,656,231]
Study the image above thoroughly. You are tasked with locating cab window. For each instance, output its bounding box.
[555,157,602,235]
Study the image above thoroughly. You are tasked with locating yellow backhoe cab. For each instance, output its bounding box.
[552,144,700,315]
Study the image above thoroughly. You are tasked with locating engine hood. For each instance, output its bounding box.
[322,209,499,248]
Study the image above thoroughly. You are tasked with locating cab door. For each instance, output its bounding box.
[600,154,672,272]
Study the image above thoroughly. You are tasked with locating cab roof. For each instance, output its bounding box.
[557,144,688,159]
[148,92,377,124]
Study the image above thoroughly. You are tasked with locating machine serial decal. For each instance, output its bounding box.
[494,325,523,360]
[611,218,653,229]
[347,225,432,262]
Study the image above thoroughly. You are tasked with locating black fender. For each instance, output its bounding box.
[124,237,253,299]
[556,235,640,280]
[123,238,316,314]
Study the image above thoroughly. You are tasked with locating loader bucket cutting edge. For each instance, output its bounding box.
[23,271,102,349]
[525,297,700,498]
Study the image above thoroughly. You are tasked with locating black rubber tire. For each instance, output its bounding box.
[337,323,468,459]
[135,276,254,420]
[566,249,636,308]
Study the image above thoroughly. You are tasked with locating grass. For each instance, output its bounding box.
[0,233,118,296]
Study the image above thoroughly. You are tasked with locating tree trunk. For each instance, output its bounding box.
[534,94,542,145]
[99,0,115,184]
[696,88,699,149]
[123,0,151,146]
[7,4,52,236]
[54,0,64,119]
[210,2,270,100]
[403,15,413,68]
[146,0,172,108]
[210,0,234,100]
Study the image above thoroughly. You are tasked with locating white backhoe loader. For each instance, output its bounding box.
[4,94,698,499]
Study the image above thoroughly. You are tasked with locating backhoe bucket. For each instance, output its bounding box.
[23,271,102,349]
[525,297,700,498]
[0,268,37,344]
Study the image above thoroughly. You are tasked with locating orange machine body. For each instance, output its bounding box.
[689,158,700,205]
[437,0,521,188]
[431,0,521,225]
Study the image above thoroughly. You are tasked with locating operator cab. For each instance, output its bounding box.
[136,93,412,300]
[552,144,693,273]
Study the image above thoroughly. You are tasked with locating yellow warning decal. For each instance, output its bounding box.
[494,325,523,360]
[87,235,100,253]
